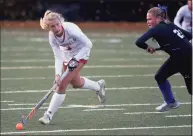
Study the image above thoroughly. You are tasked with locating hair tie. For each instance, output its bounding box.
[158,4,168,12]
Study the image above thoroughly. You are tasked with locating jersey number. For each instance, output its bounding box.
[173,29,185,39]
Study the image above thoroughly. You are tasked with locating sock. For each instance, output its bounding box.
[45,92,66,120]
[81,77,100,91]
[158,80,175,104]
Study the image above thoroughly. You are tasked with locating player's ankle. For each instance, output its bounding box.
[45,111,52,120]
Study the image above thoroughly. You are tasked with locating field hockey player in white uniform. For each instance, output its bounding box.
[38,10,106,125]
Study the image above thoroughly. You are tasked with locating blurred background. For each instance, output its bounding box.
[1,0,188,22]
[1,0,192,135]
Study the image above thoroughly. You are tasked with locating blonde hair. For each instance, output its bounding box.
[148,7,170,24]
[40,10,65,30]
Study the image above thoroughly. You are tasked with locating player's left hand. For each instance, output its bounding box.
[53,74,61,85]
[146,46,156,54]
[67,58,79,71]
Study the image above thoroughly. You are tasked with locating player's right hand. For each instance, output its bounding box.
[146,46,156,54]
[53,74,61,86]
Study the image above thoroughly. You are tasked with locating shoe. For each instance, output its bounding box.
[96,79,106,104]
[156,101,180,112]
[39,113,51,125]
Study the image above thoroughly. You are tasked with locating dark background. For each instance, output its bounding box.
[1,0,188,22]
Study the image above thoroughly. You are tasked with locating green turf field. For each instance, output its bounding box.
[1,28,192,135]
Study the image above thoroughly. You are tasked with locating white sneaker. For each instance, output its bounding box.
[39,114,51,125]
[156,101,180,112]
[96,79,106,104]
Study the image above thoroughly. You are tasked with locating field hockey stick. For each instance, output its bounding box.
[155,44,170,51]
[21,84,57,125]
[155,47,163,51]
[21,68,70,125]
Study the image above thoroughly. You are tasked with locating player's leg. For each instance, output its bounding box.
[180,56,192,95]
[155,57,180,112]
[183,74,192,95]
[70,72,106,103]
[39,63,84,125]
[70,59,105,103]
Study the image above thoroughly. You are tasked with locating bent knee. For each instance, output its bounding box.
[155,73,165,84]
[188,89,192,95]
[71,77,84,89]
[71,83,83,88]
[186,83,192,95]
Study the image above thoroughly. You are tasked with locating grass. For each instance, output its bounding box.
[0,28,192,135]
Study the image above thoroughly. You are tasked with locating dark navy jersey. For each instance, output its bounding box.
[135,21,192,56]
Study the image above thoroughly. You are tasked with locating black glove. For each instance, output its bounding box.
[67,58,79,71]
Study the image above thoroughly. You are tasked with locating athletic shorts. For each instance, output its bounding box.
[63,51,90,71]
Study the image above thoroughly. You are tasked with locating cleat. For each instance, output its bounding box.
[39,114,51,125]
[96,79,106,104]
[156,101,180,112]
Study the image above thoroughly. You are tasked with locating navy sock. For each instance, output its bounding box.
[158,80,175,104]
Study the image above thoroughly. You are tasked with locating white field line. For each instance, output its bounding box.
[102,58,166,61]
[14,37,122,42]
[1,47,142,53]
[0,65,161,70]
[15,38,123,44]
[1,31,139,39]
[165,114,192,118]
[1,74,180,81]
[86,33,134,37]
[2,53,52,57]
[0,86,186,94]
[2,102,191,111]
[0,58,166,63]
[2,48,136,53]
[1,74,156,80]
[2,51,164,56]
[1,125,191,135]
[11,32,133,37]
[1,59,53,62]
[1,48,51,52]
[8,103,50,106]
[83,108,125,111]
[2,31,133,37]
[1,77,49,80]
[0,100,15,103]
[2,48,144,53]
[8,102,191,107]
[124,112,167,115]
[2,47,142,53]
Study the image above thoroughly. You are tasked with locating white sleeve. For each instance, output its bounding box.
[174,7,184,28]
[49,35,63,76]
[74,47,90,60]
[68,23,92,60]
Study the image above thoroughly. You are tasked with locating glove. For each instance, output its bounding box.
[67,58,79,71]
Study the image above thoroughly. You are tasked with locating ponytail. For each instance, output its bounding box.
[158,4,171,23]
[40,10,65,31]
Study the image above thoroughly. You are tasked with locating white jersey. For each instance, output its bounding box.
[49,22,92,76]
[174,5,192,32]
